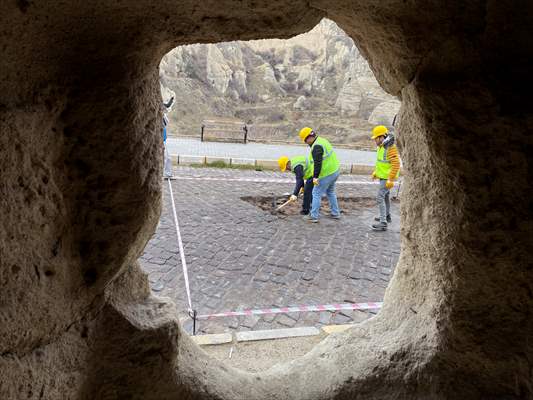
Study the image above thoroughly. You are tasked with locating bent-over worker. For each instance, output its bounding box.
[278,155,313,215]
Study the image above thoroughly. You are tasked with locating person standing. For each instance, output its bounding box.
[370,125,400,231]
[298,127,341,222]
[243,124,248,144]
[162,96,174,179]
[278,155,313,215]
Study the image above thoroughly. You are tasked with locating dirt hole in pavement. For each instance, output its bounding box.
[241,195,399,216]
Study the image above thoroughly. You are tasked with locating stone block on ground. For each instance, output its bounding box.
[276,314,298,327]
[191,333,233,346]
[236,326,320,342]
[178,155,205,165]
[231,158,255,166]
[322,324,354,334]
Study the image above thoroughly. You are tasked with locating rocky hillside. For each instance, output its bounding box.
[159,19,400,146]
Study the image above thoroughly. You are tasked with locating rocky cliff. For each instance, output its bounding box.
[159,19,400,145]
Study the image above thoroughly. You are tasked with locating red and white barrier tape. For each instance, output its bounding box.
[175,176,377,185]
[196,301,382,320]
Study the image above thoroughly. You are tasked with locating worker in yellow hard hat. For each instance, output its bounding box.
[370,125,401,231]
[278,155,314,215]
[298,127,341,222]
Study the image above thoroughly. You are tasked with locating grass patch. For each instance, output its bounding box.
[188,160,263,171]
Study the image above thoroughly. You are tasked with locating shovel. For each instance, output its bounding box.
[275,197,294,212]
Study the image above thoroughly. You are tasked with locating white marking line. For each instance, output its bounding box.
[167,179,193,312]
[175,176,377,185]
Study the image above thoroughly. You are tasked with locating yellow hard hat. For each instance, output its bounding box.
[298,127,314,142]
[371,125,388,139]
[278,156,289,171]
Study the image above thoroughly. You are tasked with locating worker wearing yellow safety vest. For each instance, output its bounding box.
[298,127,341,222]
[371,125,401,231]
[278,155,314,215]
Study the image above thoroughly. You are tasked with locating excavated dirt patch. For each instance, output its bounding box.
[241,195,399,215]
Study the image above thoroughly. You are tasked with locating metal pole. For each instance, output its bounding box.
[192,310,197,336]
[395,179,402,200]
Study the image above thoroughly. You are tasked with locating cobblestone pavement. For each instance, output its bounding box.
[139,167,400,334]
[166,137,376,165]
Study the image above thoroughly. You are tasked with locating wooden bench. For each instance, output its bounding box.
[201,118,248,143]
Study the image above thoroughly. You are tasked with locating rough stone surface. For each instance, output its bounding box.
[1,1,532,400]
[160,19,400,145]
[368,101,400,126]
[204,334,327,373]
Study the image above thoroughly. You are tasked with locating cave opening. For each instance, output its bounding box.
[138,18,404,371]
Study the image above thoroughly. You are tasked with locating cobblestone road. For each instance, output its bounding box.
[166,137,376,165]
[139,167,400,334]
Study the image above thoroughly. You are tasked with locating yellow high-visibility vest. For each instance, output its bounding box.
[375,145,400,179]
[308,137,339,179]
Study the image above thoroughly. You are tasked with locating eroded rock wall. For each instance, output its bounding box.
[159,18,400,144]
[0,1,531,399]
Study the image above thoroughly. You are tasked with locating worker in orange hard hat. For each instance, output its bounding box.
[370,125,400,231]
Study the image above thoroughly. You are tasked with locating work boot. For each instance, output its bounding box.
[303,214,318,223]
[371,222,387,231]
[300,210,309,215]
[329,214,341,220]
[374,215,392,223]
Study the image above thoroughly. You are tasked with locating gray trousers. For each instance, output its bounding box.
[377,179,391,223]
[163,143,173,177]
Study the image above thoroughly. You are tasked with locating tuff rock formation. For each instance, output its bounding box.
[159,19,400,145]
[0,1,532,399]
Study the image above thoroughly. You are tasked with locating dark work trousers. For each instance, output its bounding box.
[302,178,314,214]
